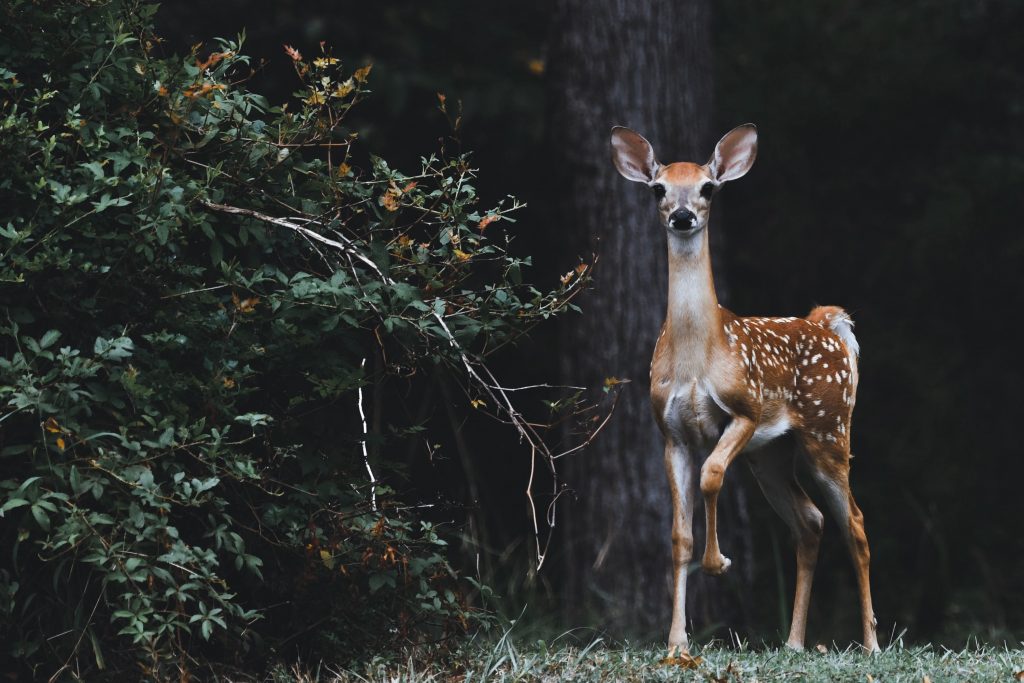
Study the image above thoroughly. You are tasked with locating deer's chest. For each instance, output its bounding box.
[653,377,729,446]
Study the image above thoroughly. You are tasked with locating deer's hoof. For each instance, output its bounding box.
[702,553,732,576]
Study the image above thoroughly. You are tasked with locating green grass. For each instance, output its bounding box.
[266,638,1024,682]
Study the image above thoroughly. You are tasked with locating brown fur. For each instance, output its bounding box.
[657,161,710,186]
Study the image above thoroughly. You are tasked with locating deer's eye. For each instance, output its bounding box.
[700,182,715,199]
[652,184,666,200]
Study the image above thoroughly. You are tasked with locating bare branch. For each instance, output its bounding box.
[358,358,377,512]
[200,199,613,569]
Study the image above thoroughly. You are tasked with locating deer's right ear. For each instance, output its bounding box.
[611,127,659,183]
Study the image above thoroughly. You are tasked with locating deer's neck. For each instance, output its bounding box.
[663,230,725,376]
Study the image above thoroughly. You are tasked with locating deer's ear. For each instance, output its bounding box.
[709,124,757,182]
[611,127,660,183]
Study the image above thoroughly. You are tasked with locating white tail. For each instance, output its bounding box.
[610,125,880,655]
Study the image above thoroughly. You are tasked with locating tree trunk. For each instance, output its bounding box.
[547,0,753,639]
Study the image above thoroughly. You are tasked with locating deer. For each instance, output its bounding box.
[610,124,880,656]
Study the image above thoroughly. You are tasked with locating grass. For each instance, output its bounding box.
[265,637,1024,682]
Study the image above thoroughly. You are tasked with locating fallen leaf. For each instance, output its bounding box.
[43,417,61,433]
[283,44,302,61]
[658,653,702,669]
[815,643,828,654]
[56,437,66,451]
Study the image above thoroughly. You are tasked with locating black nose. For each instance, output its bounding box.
[669,209,697,230]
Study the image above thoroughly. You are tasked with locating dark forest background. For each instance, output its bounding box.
[156,0,1024,647]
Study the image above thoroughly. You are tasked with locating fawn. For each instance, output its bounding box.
[610,124,879,655]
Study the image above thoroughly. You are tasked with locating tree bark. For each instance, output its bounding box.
[547,0,753,639]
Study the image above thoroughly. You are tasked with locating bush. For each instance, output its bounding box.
[0,1,590,678]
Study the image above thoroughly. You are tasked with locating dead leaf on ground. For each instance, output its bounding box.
[658,653,702,669]
[1013,671,1024,681]
[815,643,828,654]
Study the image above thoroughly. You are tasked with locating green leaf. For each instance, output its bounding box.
[39,329,61,349]
[368,573,395,593]
[91,193,130,213]
[30,504,50,531]
[93,336,134,360]
[1,497,29,513]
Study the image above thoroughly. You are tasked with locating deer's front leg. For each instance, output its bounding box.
[664,440,696,656]
[700,416,755,575]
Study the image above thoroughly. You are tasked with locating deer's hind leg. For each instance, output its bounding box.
[799,435,880,653]
[747,445,824,651]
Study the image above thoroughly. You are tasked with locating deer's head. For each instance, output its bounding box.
[610,124,757,237]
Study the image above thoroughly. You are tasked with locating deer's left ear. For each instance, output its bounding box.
[709,124,757,182]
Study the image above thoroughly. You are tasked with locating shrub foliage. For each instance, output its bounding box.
[0,1,591,677]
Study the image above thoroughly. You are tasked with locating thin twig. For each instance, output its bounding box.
[358,357,377,512]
